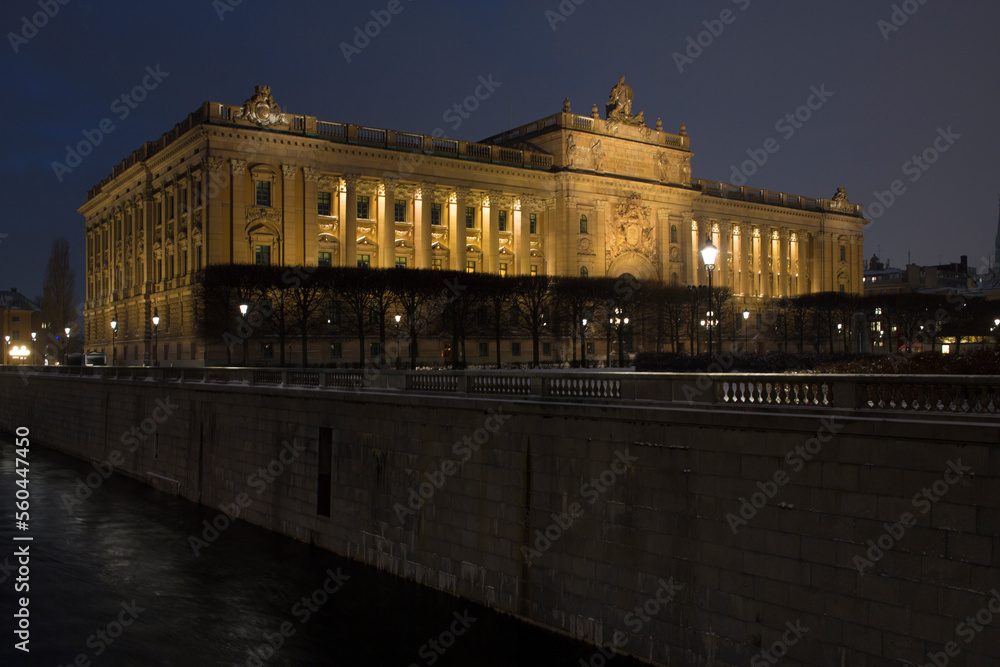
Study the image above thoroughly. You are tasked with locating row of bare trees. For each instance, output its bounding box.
[194,264,1000,367]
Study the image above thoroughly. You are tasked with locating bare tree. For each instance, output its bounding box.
[42,238,77,332]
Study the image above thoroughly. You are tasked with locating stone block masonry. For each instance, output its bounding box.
[1,372,998,666]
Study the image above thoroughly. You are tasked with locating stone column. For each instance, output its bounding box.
[778,227,789,298]
[694,219,708,286]
[416,183,433,269]
[343,174,359,268]
[452,188,469,272]
[230,159,247,264]
[680,215,694,285]
[303,168,320,266]
[378,180,396,269]
[761,226,772,298]
[717,221,730,290]
[185,174,194,276]
[485,190,502,274]
[516,195,531,275]
[281,164,299,266]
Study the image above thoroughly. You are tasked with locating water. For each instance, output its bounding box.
[0,434,642,666]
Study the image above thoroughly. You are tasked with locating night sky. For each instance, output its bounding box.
[2,0,998,305]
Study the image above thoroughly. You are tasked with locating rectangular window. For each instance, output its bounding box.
[543,342,551,356]
[11,331,18,341]
[498,210,508,232]
[529,213,537,234]
[181,250,188,275]
[317,428,332,517]
[840,245,847,261]
[432,259,442,271]
[328,302,341,325]
[586,342,595,354]
[318,191,332,216]
[330,342,342,358]
[479,342,489,357]
[357,195,370,220]
[255,245,271,266]
[530,265,538,276]
[499,262,508,277]
[179,188,188,214]
[394,199,406,222]
[11,316,18,323]
[512,342,521,357]
[357,254,370,269]
[166,197,174,220]
[465,207,475,229]
[195,246,202,270]
[255,181,271,207]
[318,251,332,267]
[370,342,382,358]
[466,260,476,273]
[166,254,174,279]
[431,203,442,226]
[395,256,407,268]
[156,258,162,282]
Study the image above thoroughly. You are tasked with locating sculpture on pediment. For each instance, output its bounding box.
[606,77,645,127]
[233,85,288,127]
[657,153,670,182]
[828,187,855,213]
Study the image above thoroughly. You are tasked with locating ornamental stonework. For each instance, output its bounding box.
[606,194,656,265]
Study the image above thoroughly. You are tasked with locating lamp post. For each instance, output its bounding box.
[239,303,249,366]
[580,318,588,369]
[394,314,402,369]
[4,335,9,366]
[31,332,36,366]
[700,236,718,356]
[110,316,118,367]
[611,308,629,368]
[151,311,159,367]
[63,327,70,365]
[742,309,750,354]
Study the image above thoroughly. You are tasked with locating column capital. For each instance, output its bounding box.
[343,173,360,188]
[230,159,247,175]
[303,167,321,183]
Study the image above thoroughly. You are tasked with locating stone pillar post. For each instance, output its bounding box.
[343,174,358,268]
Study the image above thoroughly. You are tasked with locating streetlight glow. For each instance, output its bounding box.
[701,235,718,355]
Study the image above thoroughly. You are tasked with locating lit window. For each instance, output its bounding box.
[432,259,442,271]
[466,260,476,273]
[255,181,271,207]
[499,262,508,277]
[465,207,476,229]
[357,254,370,268]
[318,192,332,216]
[431,203,442,226]
[530,265,538,276]
[670,225,678,243]
[394,199,406,222]
[580,215,588,234]
[580,266,588,278]
[357,196,370,219]
[255,245,270,266]
[498,210,508,232]
[529,214,537,234]
[395,257,407,268]
[318,251,332,267]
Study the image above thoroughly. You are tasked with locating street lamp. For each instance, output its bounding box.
[4,335,9,366]
[63,327,70,365]
[610,308,629,368]
[742,309,750,354]
[31,332,36,366]
[394,314,402,369]
[581,318,588,369]
[700,236,718,356]
[239,303,249,366]
[152,310,160,367]
[110,316,118,367]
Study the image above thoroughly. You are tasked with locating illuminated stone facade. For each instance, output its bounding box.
[81,81,867,365]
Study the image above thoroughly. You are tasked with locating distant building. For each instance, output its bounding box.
[0,288,42,364]
[864,254,978,297]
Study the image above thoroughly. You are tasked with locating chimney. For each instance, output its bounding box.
[10,287,15,293]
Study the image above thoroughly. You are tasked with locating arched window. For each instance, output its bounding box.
[580,215,588,234]
[670,225,677,243]
[580,266,589,278]
[670,272,679,284]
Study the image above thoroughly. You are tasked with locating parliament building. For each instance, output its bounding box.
[81,80,867,365]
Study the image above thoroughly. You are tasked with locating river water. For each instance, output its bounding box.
[0,433,642,666]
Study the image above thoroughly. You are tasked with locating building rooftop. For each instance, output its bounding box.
[0,289,40,312]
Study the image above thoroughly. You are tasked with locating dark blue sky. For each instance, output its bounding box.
[2,0,998,303]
